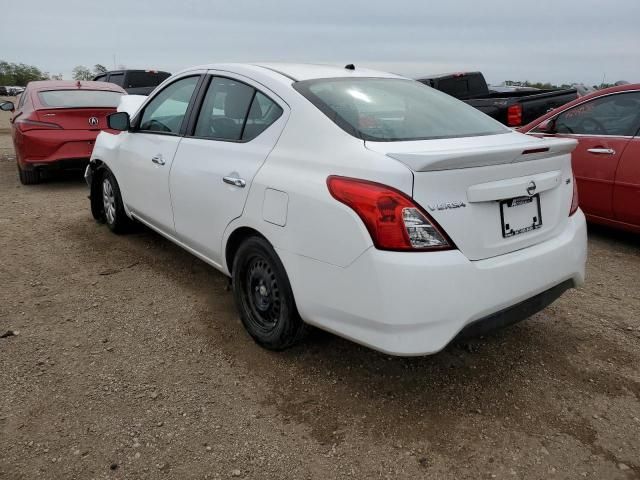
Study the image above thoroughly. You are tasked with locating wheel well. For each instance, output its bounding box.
[89,160,107,221]
[225,227,266,274]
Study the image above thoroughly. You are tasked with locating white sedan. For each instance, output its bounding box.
[85,63,587,356]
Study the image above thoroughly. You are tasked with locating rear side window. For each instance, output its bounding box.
[553,92,640,137]
[437,78,470,98]
[38,90,123,108]
[126,71,171,89]
[193,77,282,142]
[294,77,508,142]
[94,75,107,82]
[242,92,283,141]
[108,73,124,87]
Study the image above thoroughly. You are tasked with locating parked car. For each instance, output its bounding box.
[0,86,8,96]
[521,84,640,234]
[85,63,586,356]
[417,72,578,128]
[6,86,25,96]
[93,69,171,95]
[1,80,125,184]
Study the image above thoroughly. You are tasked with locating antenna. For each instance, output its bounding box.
[344,64,355,70]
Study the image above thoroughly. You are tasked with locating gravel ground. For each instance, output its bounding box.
[1,120,639,479]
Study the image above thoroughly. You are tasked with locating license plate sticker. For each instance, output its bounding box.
[500,194,542,238]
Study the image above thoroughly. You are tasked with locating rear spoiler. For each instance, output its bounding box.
[387,137,577,172]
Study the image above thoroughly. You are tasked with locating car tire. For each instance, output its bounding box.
[17,163,40,185]
[100,169,132,234]
[232,236,308,351]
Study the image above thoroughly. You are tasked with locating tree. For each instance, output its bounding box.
[0,60,49,86]
[93,64,108,76]
[72,65,93,81]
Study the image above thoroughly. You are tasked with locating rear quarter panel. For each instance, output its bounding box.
[223,102,414,272]
[614,137,640,227]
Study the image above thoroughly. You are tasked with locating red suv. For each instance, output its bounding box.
[520,84,640,234]
[1,80,125,184]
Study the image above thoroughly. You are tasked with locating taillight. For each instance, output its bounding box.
[16,118,62,132]
[326,176,453,251]
[569,174,579,216]
[507,104,522,127]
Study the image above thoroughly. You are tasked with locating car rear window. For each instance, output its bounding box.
[126,72,171,89]
[293,78,508,142]
[38,90,123,108]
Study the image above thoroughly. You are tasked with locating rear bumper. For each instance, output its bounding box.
[17,130,97,170]
[278,210,587,356]
[21,158,89,171]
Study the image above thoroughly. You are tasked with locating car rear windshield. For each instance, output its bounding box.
[293,78,509,142]
[38,90,123,108]
[126,72,171,89]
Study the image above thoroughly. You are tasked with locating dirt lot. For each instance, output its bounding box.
[1,114,639,479]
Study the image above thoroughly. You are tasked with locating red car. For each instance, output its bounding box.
[0,80,125,184]
[521,84,640,234]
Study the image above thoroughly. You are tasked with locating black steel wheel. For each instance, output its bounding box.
[232,236,307,350]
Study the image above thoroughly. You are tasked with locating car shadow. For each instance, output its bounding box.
[37,169,87,185]
[587,222,640,251]
[105,223,623,451]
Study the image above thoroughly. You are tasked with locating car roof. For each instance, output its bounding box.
[572,82,640,102]
[97,70,171,75]
[27,80,126,92]
[179,62,405,83]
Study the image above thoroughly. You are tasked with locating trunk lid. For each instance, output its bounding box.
[35,108,116,131]
[366,132,577,260]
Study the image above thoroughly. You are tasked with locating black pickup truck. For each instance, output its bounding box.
[93,69,171,96]
[416,72,577,128]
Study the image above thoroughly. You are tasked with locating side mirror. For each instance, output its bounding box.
[537,118,556,134]
[107,111,130,131]
[0,101,15,112]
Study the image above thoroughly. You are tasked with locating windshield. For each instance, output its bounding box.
[38,90,123,108]
[293,78,509,141]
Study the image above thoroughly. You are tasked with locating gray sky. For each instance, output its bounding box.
[2,0,638,86]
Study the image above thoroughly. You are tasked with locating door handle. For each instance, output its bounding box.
[151,154,165,165]
[587,148,615,155]
[223,176,246,188]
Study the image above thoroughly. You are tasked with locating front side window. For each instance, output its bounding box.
[17,89,28,109]
[294,78,508,142]
[138,76,199,134]
[38,90,123,108]
[552,91,640,136]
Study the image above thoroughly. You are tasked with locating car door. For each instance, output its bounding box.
[613,131,640,228]
[169,74,288,266]
[117,74,202,233]
[549,91,639,219]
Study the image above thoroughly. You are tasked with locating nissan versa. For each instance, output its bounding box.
[84,63,587,356]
